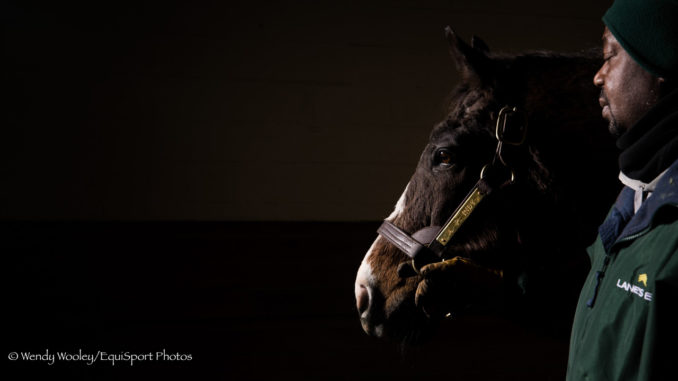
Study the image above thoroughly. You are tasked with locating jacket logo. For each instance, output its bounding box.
[638,273,648,287]
[617,278,653,302]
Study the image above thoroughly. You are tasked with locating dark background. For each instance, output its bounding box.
[3,1,612,380]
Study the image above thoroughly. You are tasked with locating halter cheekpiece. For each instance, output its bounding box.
[377,105,527,277]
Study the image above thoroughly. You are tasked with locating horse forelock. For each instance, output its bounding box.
[446,85,494,128]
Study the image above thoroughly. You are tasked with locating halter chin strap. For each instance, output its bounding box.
[377,105,526,277]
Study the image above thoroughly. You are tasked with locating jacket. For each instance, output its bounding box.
[567,159,678,381]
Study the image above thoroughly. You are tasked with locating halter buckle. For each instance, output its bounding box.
[495,106,527,146]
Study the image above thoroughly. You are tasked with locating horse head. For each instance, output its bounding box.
[355,28,619,343]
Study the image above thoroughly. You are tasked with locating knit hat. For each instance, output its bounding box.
[603,0,678,79]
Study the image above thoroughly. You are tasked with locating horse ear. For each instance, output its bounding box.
[471,35,490,54]
[445,27,491,80]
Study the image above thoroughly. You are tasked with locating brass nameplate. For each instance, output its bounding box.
[434,186,485,246]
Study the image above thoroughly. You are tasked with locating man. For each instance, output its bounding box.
[566,0,678,380]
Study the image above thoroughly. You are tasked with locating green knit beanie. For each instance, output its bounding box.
[603,0,678,79]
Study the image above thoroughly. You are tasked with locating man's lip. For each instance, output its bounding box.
[598,98,608,108]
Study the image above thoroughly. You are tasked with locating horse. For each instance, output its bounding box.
[354,28,620,344]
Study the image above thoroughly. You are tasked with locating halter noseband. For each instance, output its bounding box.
[377,105,527,277]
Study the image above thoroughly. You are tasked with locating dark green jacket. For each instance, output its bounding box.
[567,160,678,381]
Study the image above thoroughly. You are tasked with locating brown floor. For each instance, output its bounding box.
[4,222,569,380]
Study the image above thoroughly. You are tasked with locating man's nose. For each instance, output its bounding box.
[593,68,604,87]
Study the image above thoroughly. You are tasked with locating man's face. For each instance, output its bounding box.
[594,27,662,137]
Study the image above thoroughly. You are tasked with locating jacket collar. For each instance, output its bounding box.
[599,158,678,253]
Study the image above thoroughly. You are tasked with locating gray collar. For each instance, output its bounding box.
[619,169,667,192]
[619,169,669,213]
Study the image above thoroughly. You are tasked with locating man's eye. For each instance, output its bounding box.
[435,149,453,166]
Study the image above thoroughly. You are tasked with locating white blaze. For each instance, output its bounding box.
[355,183,410,314]
[386,182,409,222]
[355,237,378,318]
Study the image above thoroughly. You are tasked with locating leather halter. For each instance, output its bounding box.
[377,106,527,277]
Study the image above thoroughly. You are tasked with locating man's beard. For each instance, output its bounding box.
[607,115,622,138]
[601,90,623,137]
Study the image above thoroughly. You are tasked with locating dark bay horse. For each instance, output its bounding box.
[354,29,620,343]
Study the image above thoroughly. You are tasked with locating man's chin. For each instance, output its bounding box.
[604,115,624,138]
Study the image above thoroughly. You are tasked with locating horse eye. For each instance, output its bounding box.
[435,149,453,166]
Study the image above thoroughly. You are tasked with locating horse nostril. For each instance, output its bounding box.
[356,284,370,315]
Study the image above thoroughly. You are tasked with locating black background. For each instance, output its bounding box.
[4,221,573,380]
[4,1,612,380]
